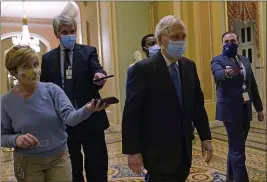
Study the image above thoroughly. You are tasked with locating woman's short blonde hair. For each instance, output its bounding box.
[5,45,38,75]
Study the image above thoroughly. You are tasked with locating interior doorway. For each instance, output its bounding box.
[233,20,263,113]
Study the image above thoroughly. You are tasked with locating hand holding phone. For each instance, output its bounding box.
[231,67,243,73]
[93,75,114,82]
[226,66,242,76]
[94,97,119,106]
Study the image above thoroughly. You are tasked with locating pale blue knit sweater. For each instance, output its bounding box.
[1,82,92,157]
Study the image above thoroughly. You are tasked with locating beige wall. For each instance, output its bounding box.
[114,2,151,111]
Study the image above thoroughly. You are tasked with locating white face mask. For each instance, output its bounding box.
[17,68,40,85]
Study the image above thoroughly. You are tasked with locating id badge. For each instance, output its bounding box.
[242,92,250,102]
[66,66,72,80]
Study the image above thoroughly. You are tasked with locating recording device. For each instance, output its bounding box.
[231,67,243,74]
[94,97,119,106]
[93,75,114,82]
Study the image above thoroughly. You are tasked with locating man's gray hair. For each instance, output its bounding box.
[154,15,183,39]
[53,15,77,34]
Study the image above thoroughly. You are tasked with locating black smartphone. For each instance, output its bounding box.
[93,75,114,82]
[232,67,243,73]
[94,97,119,106]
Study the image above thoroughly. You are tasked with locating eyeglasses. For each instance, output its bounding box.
[12,45,32,50]
[38,140,49,147]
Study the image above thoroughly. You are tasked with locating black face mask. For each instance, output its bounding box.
[222,43,238,58]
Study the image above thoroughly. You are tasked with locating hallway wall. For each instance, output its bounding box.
[179,2,226,120]
[114,2,151,112]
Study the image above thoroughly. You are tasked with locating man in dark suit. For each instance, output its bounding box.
[122,15,213,182]
[126,34,159,87]
[211,31,264,182]
[40,15,109,182]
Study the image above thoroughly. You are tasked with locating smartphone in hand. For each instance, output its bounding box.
[93,75,114,82]
[94,97,119,106]
[231,67,243,74]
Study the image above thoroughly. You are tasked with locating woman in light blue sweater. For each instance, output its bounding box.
[1,45,109,182]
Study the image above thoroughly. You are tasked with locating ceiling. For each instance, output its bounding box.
[1,1,69,19]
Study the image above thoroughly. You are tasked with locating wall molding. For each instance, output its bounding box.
[110,2,122,124]
[96,2,103,64]
[1,22,52,28]
[1,17,52,24]
[258,2,266,107]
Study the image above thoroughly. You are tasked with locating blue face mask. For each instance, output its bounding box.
[166,40,186,58]
[222,43,238,58]
[148,44,160,57]
[61,35,76,49]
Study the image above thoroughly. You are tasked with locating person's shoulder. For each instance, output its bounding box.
[136,56,155,68]
[42,47,59,58]
[129,63,135,68]
[211,54,223,61]
[1,90,14,105]
[238,55,249,62]
[39,82,62,93]
[132,58,151,73]
[77,44,96,52]
[179,56,197,69]
[180,56,194,63]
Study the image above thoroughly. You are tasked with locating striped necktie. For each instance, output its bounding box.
[63,49,73,102]
[169,63,183,106]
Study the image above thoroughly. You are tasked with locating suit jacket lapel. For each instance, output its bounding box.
[72,44,83,86]
[178,58,188,109]
[222,55,236,67]
[51,46,62,86]
[154,52,181,108]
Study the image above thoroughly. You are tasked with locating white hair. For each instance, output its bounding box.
[52,15,77,34]
[154,15,183,40]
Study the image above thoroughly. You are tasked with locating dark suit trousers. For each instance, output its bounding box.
[67,125,108,182]
[146,141,190,182]
[223,103,250,182]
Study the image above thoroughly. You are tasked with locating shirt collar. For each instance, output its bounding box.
[60,44,74,51]
[162,52,179,67]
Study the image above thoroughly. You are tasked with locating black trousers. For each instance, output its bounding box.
[223,103,250,182]
[146,142,190,182]
[67,126,108,182]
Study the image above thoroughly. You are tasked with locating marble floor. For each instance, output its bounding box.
[1,119,266,182]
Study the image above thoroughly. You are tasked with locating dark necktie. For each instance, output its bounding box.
[233,58,244,78]
[63,49,73,101]
[169,63,183,106]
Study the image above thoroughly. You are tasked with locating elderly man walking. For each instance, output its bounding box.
[122,15,213,182]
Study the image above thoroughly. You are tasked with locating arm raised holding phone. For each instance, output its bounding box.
[225,66,243,77]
